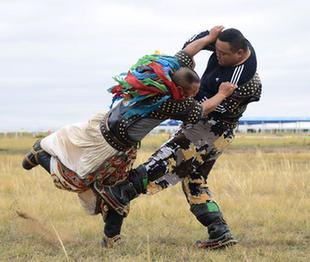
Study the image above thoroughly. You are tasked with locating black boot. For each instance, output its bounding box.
[208,218,231,240]
[101,208,124,248]
[196,217,238,250]
[191,201,238,250]
[22,139,43,170]
[94,166,147,216]
[22,139,51,173]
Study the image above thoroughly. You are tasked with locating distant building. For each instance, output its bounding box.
[237,119,310,133]
[152,118,310,134]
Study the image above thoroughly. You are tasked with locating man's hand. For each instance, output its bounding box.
[208,25,224,43]
[201,81,236,115]
[182,25,224,59]
[218,82,236,98]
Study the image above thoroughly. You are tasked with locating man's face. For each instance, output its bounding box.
[215,39,243,67]
[181,81,200,98]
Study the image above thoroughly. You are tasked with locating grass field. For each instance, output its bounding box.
[0,133,310,261]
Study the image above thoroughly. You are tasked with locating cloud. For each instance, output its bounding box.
[0,0,309,131]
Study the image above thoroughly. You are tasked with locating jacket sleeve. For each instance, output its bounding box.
[182,30,215,51]
[213,73,262,118]
[150,97,203,124]
[174,50,195,69]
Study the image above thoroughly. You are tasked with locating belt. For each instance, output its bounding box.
[100,113,137,152]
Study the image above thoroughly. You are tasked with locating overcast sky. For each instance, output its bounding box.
[0,0,309,131]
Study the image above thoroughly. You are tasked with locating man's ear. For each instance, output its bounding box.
[237,49,245,57]
[177,86,184,96]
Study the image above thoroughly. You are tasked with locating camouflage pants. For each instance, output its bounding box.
[144,118,235,205]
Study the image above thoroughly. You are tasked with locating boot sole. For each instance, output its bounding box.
[196,236,238,250]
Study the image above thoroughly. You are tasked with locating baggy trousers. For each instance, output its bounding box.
[142,118,235,227]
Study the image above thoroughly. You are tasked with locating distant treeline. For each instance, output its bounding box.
[0,132,49,138]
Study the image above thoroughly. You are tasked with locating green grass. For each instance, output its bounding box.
[231,133,310,150]
[0,133,310,261]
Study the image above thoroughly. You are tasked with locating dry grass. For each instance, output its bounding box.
[0,134,310,261]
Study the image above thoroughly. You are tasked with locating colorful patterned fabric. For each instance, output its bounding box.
[49,147,137,193]
[109,55,182,118]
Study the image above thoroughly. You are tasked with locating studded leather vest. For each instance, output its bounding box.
[208,73,262,127]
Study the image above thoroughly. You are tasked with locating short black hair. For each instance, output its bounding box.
[218,28,248,52]
[171,67,200,88]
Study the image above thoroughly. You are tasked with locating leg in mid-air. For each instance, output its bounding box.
[22,138,126,247]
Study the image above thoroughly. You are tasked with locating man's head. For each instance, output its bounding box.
[172,67,200,98]
[216,28,249,67]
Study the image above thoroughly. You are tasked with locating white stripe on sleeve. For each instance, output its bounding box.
[230,65,244,85]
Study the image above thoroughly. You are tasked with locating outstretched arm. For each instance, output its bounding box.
[183,25,224,57]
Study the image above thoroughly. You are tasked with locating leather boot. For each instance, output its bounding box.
[22,139,51,172]
[94,166,147,216]
[196,217,238,249]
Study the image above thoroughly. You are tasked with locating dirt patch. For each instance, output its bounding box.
[15,210,77,247]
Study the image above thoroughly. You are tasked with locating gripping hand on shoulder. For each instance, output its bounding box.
[218,82,237,98]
